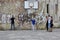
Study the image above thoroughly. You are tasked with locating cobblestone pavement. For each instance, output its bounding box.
[0,29,60,40]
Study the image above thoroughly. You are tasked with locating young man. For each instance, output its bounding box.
[48,15,53,32]
[31,16,36,31]
[10,15,15,30]
[50,16,53,32]
[46,15,51,31]
[46,16,48,31]
[48,15,51,29]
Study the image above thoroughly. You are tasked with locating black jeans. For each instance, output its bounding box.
[11,23,15,30]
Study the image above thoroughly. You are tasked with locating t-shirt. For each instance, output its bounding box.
[10,17,15,24]
[48,17,51,23]
[31,19,36,25]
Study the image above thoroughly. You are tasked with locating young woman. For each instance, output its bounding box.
[50,16,53,32]
[46,16,48,31]
[31,16,36,31]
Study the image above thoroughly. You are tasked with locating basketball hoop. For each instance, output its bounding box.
[24,1,38,9]
[29,3,34,8]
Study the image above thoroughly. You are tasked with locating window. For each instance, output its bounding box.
[47,4,49,14]
[55,4,58,14]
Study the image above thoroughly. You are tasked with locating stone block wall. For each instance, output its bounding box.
[0,0,60,30]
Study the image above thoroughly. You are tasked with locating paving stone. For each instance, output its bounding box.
[0,29,60,40]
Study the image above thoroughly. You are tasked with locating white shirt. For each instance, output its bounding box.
[48,17,51,23]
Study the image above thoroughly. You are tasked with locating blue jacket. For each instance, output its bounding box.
[31,19,36,25]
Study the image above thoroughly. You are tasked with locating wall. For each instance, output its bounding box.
[0,0,59,30]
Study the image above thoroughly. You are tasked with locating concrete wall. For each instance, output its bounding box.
[0,0,60,30]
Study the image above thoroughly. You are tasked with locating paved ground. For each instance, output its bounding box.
[0,29,60,40]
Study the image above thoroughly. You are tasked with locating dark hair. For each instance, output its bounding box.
[51,16,53,18]
[51,16,53,20]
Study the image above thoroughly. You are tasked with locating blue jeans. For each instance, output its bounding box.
[48,23,50,28]
[11,23,15,30]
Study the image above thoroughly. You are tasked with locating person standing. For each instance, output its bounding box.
[10,15,15,30]
[46,16,48,31]
[47,15,53,32]
[46,15,51,31]
[48,15,51,29]
[31,16,36,31]
[50,16,53,32]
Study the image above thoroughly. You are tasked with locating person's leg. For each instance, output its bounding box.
[47,26,48,31]
[32,24,35,31]
[48,23,52,32]
[48,23,50,31]
[11,23,13,30]
[48,23,50,28]
[50,26,53,32]
[13,24,15,30]
[46,23,48,31]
